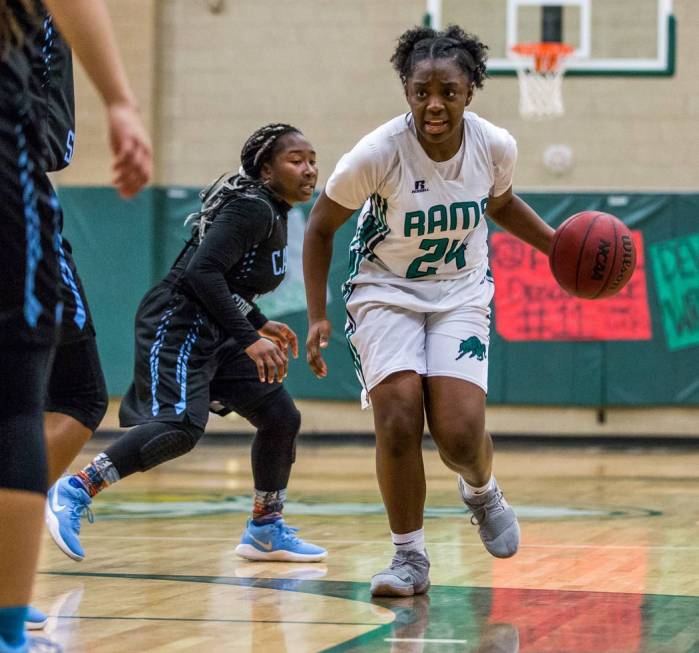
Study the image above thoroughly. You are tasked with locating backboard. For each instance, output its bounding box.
[424,0,675,76]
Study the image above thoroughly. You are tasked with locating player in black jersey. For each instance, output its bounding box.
[48,123,327,563]
[0,1,151,651]
[14,11,108,636]
[29,14,111,500]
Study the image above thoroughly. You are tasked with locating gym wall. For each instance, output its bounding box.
[55,0,699,190]
[53,1,699,408]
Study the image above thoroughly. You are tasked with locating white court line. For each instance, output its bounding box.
[77,535,699,551]
[385,638,468,644]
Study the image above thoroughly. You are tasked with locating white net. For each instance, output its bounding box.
[515,67,566,119]
[512,44,572,120]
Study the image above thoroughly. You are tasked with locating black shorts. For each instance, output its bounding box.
[42,217,105,429]
[45,336,107,430]
[0,106,62,346]
[56,236,96,343]
[209,340,287,417]
[119,283,222,430]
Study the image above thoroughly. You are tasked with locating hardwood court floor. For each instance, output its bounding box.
[34,438,699,652]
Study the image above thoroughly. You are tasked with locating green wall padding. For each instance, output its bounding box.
[58,187,699,406]
[58,187,157,395]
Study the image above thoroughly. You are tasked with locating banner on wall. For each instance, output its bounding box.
[490,231,652,341]
[649,233,699,351]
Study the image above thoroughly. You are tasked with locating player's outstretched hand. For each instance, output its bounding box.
[258,321,298,360]
[306,319,331,379]
[108,101,152,198]
[245,338,287,384]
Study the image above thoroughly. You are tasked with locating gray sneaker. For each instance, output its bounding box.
[459,476,520,558]
[370,549,431,597]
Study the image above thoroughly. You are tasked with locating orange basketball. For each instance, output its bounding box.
[549,211,636,299]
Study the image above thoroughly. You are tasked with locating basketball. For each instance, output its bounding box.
[549,211,636,299]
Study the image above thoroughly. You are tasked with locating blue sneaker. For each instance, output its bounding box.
[234,519,327,562]
[24,607,46,631]
[45,478,93,561]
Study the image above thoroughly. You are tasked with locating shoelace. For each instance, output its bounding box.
[469,489,506,526]
[276,522,302,544]
[70,498,94,533]
[389,550,427,570]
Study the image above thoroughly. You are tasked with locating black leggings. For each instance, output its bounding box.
[236,386,301,491]
[103,386,300,490]
[0,346,52,494]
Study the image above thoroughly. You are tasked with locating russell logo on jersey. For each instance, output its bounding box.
[411,180,429,194]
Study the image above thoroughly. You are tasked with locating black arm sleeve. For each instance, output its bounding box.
[248,305,269,330]
[179,196,273,348]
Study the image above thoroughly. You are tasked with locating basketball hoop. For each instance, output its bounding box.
[511,42,574,120]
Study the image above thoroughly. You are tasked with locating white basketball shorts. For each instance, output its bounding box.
[344,265,494,408]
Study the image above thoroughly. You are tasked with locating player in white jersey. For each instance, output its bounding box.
[303,25,555,596]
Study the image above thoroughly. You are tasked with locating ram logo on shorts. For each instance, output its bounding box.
[456,336,487,361]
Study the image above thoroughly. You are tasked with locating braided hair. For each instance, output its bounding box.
[185,123,302,242]
[390,25,488,88]
[240,123,300,182]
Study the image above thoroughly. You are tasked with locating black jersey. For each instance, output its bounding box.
[0,0,64,345]
[166,185,290,349]
[1,6,74,169]
[29,13,75,172]
[27,16,91,340]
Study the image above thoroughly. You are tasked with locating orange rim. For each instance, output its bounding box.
[512,42,574,72]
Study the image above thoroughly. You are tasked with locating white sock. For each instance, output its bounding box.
[391,528,425,554]
[460,475,495,499]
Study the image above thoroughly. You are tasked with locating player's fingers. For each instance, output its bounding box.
[305,335,319,372]
[277,353,288,382]
[278,344,289,361]
[260,350,275,384]
[121,143,147,183]
[265,353,282,384]
[114,138,151,191]
[114,159,150,198]
[255,356,266,383]
[113,140,147,177]
[306,346,326,378]
[263,356,275,384]
[113,171,139,197]
[114,172,147,199]
[113,135,137,169]
[271,331,289,355]
[285,328,299,359]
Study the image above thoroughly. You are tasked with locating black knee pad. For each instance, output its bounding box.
[45,337,108,431]
[246,387,301,441]
[138,422,204,471]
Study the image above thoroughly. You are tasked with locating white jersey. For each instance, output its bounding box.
[325,111,517,287]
